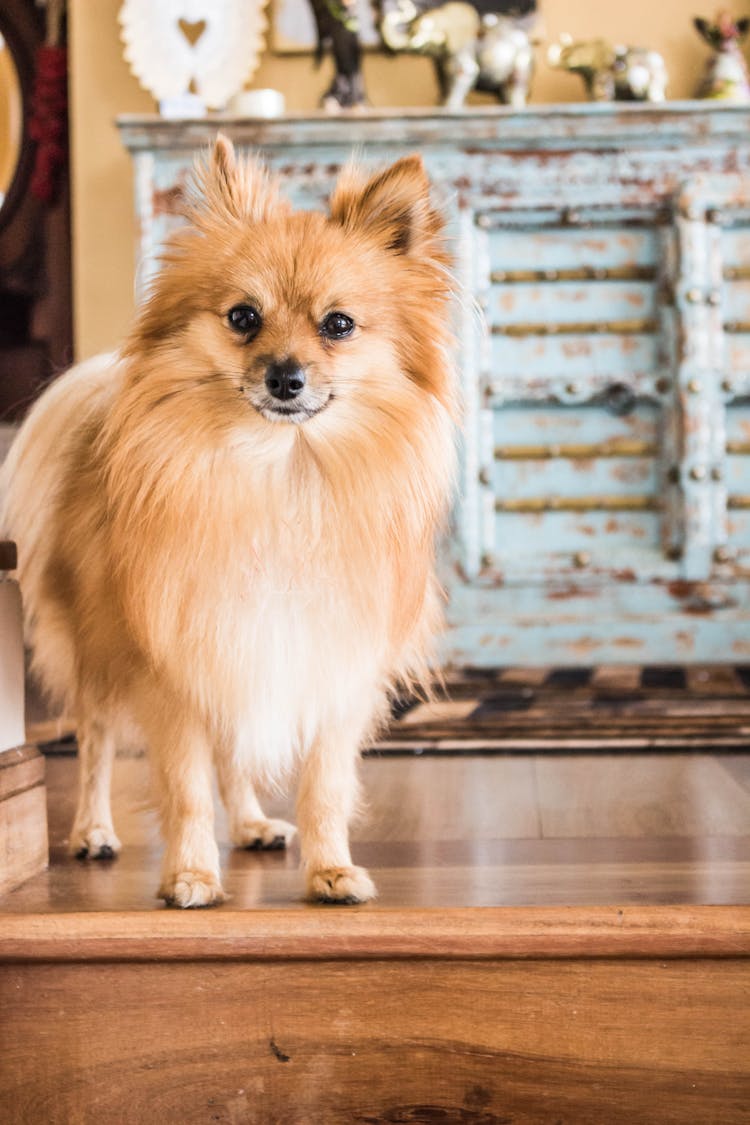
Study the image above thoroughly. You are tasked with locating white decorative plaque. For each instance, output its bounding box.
[119,0,268,110]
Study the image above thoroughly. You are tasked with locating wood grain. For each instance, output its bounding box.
[1,958,749,1124]
[0,904,749,963]
[0,747,47,897]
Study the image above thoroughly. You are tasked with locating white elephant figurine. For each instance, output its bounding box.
[380,1,536,109]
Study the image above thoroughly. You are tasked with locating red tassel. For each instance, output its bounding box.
[29,45,68,204]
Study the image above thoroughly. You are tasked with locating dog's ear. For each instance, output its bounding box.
[330,156,444,257]
[185,134,285,226]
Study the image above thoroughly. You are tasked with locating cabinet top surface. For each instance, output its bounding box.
[117,101,750,153]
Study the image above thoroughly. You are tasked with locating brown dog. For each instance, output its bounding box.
[1,138,458,906]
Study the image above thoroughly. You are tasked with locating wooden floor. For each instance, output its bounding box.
[1,750,749,1123]
[2,749,750,913]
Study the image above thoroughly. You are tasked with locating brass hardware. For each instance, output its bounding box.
[687,378,702,394]
[494,439,656,461]
[690,465,707,481]
[711,466,723,482]
[685,288,703,304]
[476,214,492,230]
[724,266,750,281]
[665,545,683,561]
[722,379,735,394]
[489,265,656,285]
[495,496,659,513]
[727,440,750,455]
[478,467,491,486]
[480,552,494,567]
[728,496,750,509]
[714,545,735,563]
[707,291,722,307]
[680,204,703,221]
[667,466,680,484]
[706,208,724,225]
[491,318,658,337]
[562,208,581,225]
[573,551,590,568]
[655,377,672,394]
[724,321,750,333]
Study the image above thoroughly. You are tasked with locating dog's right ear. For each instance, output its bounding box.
[184,135,285,226]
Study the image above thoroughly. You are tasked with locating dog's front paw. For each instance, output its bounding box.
[158,870,227,908]
[307,865,376,905]
[70,824,122,861]
[233,818,297,851]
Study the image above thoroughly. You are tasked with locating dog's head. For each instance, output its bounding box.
[125,137,456,439]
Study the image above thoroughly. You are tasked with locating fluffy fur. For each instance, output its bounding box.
[0,138,458,907]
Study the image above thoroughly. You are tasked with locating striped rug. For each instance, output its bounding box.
[375,666,750,753]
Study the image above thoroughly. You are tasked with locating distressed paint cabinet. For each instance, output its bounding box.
[118,104,750,666]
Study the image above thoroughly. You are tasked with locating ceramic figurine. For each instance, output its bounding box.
[547,35,668,102]
[380,0,536,109]
[694,10,750,102]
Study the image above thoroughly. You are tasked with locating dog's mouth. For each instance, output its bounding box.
[249,392,333,425]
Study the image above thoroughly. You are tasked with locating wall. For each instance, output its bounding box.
[68,0,742,359]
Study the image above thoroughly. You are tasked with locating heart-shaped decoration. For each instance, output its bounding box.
[119,0,269,109]
[178,18,206,47]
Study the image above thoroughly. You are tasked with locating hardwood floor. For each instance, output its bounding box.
[1,750,749,1123]
[2,750,749,913]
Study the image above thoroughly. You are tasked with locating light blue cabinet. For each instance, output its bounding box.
[118,104,750,666]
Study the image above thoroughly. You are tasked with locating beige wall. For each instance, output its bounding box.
[69,0,739,359]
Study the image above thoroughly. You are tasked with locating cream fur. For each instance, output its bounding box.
[0,140,457,906]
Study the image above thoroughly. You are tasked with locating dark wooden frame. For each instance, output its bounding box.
[0,0,72,421]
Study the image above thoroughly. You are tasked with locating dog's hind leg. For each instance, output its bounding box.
[215,746,296,851]
[69,710,122,860]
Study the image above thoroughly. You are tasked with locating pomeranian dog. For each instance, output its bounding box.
[0,137,457,907]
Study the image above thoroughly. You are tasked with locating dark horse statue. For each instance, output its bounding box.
[308,0,367,109]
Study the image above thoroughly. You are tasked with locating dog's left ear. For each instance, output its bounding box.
[329,156,443,257]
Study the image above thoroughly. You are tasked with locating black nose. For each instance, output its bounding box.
[265,359,306,401]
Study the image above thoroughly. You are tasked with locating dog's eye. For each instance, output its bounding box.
[227,304,262,338]
[320,312,354,340]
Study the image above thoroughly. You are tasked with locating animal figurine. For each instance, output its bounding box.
[308,0,367,109]
[694,10,750,102]
[547,34,668,102]
[380,0,536,109]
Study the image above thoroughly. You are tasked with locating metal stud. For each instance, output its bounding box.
[667,466,680,484]
[690,465,707,481]
[480,552,494,568]
[573,551,590,568]
[665,545,684,561]
[686,288,702,304]
[706,208,724,225]
[476,214,491,230]
[655,377,672,395]
[714,545,735,564]
[707,291,722,307]
[687,378,702,394]
[711,466,723,482]
[478,468,491,486]
[565,382,581,396]
[722,379,735,394]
